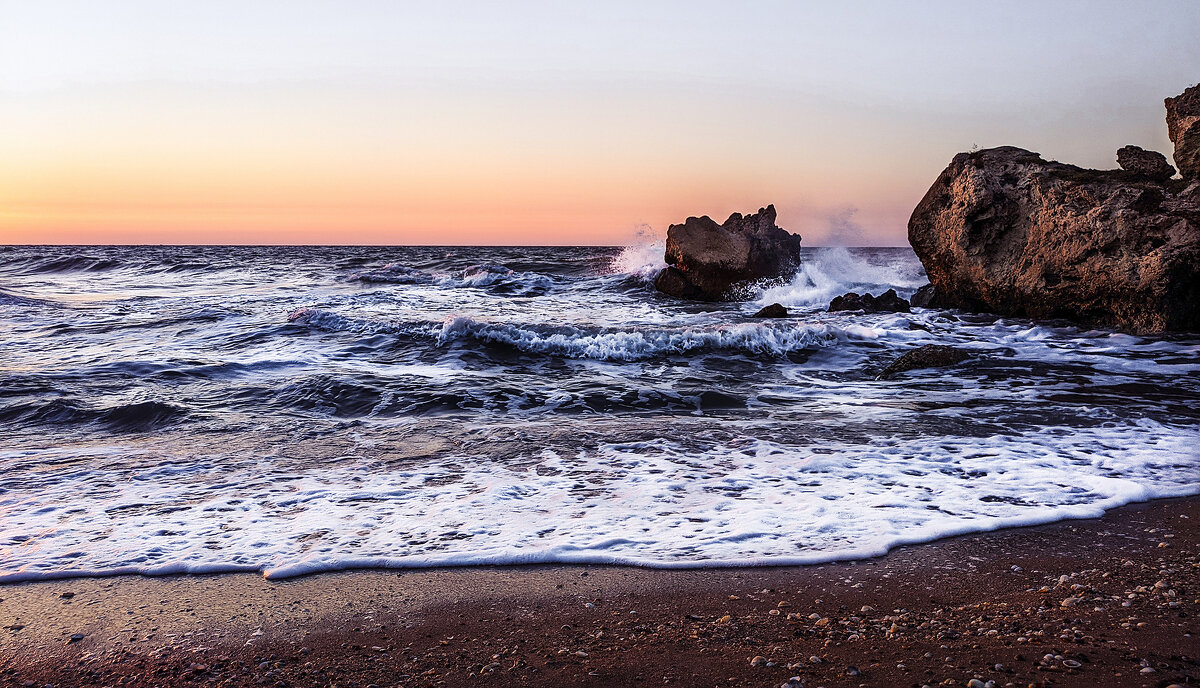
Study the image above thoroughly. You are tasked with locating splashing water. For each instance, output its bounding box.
[609,225,666,279]
[755,247,929,310]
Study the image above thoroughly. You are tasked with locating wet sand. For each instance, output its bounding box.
[1,497,1196,687]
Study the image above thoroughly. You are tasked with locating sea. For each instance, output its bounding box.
[1,244,1197,582]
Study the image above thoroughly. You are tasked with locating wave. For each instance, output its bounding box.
[0,288,53,307]
[608,227,666,282]
[0,399,190,432]
[437,316,864,360]
[287,307,886,361]
[348,262,559,296]
[25,255,123,273]
[349,263,433,284]
[755,247,928,309]
[2,419,1195,583]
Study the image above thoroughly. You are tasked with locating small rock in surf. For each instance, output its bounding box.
[752,303,789,318]
[877,344,970,380]
[828,288,910,313]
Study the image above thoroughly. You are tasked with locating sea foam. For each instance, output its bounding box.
[0,420,1195,583]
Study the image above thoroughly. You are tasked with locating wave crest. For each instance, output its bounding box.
[756,247,928,309]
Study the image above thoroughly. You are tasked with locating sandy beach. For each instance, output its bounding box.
[1,496,1195,688]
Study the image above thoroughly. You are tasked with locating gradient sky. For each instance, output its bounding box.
[2,1,1197,246]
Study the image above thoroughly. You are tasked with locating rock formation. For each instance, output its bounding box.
[877,345,970,380]
[654,205,803,301]
[828,289,910,313]
[1116,145,1175,181]
[1165,84,1200,182]
[907,87,1200,333]
[752,303,789,318]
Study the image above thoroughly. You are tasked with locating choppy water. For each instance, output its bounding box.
[0,244,1197,581]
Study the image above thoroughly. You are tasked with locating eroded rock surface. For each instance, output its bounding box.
[908,146,1200,333]
[654,205,803,301]
[907,86,1200,333]
[1116,145,1175,181]
[1166,84,1200,181]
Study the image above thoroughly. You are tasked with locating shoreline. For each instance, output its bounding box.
[4,489,1198,585]
[1,496,1196,687]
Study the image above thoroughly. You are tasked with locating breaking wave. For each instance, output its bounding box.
[288,307,890,361]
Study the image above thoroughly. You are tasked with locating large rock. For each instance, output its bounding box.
[908,146,1200,333]
[1116,145,1175,181]
[1166,84,1200,182]
[654,205,803,300]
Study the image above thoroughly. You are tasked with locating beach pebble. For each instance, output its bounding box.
[779,679,804,688]
[750,656,768,667]
[66,633,84,643]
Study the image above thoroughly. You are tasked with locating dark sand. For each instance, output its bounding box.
[1,497,1196,688]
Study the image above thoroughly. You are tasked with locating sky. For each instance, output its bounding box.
[1,1,1197,246]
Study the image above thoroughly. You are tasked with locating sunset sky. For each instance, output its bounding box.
[2,1,1197,246]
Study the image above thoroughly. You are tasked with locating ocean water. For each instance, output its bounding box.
[0,244,1197,582]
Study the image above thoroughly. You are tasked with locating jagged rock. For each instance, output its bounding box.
[654,205,803,301]
[828,288,910,313]
[910,284,937,308]
[908,146,1200,333]
[1166,84,1200,181]
[1116,145,1175,181]
[752,303,789,318]
[877,344,970,380]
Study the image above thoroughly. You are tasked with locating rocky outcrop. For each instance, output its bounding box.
[654,205,803,301]
[1116,145,1175,181]
[828,289,910,313]
[877,345,970,380]
[910,284,936,308]
[908,143,1200,333]
[752,303,789,318]
[1166,84,1200,181]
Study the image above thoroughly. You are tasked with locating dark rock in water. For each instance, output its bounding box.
[828,288,910,313]
[878,344,970,380]
[752,303,789,318]
[908,145,1200,333]
[910,284,937,308]
[653,265,706,300]
[1166,84,1200,182]
[1116,145,1176,181]
[654,205,803,301]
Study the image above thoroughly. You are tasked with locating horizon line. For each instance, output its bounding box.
[0,242,915,248]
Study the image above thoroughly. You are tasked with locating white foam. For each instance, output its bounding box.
[288,308,901,361]
[609,226,666,280]
[756,247,928,310]
[435,316,879,360]
[1,420,1194,582]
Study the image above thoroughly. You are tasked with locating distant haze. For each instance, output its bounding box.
[1,1,1197,245]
